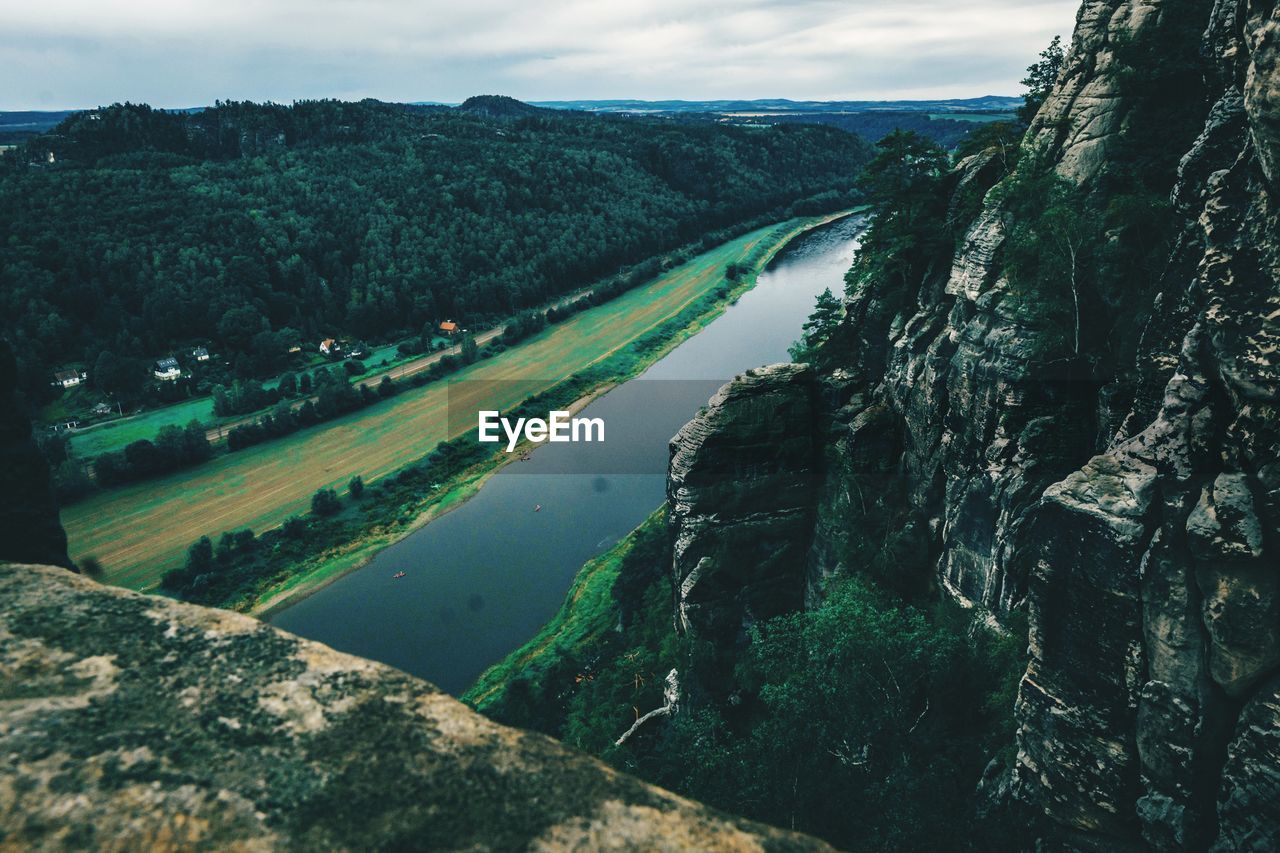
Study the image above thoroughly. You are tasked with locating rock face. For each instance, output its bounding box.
[0,563,830,851]
[661,0,1280,847]
[667,363,821,693]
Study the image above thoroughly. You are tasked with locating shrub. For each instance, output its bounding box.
[311,487,341,516]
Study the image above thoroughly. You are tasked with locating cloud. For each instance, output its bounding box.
[0,0,1079,109]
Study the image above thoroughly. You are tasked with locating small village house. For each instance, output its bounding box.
[153,357,181,381]
[319,338,340,356]
[51,369,86,389]
[438,320,460,337]
[191,346,210,362]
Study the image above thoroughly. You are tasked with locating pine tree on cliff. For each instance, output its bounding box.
[1018,35,1064,124]
[0,338,76,571]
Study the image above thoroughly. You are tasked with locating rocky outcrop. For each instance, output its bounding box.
[0,562,830,851]
[661,0,1280,847]
[667,363,821,693]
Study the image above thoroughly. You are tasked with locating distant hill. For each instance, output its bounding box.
[0,110,77,144]
[456,95,553,119]
[526,97,1022,149]
[530,96,1022,115]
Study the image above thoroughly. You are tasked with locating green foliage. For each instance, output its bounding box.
[460,334,480,365]
[953,120,1023,174]
[476,526,1028,851]
[1,100,870,402]
[1000,173,1102,357]
[310,487,341,517]
[825,130,956,377]
[787,288,843,364]
[650,575,1025,850]
[348,475,364,499]
[1018,35,1065,124]
[212,379,276,417]
[848,130,951,300]
[92,420,211,486]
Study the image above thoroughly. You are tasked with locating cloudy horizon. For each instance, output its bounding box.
[3,0,1078,111]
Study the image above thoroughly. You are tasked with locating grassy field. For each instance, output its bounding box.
[66,212,850,591]
[63,338,446,460]
[68,396,217,458]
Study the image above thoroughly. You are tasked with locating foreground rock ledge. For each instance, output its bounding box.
[0,563,828,851]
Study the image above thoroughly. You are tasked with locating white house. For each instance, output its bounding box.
[191,346,210,362]
[153,357,181,381]
[51,369,86,389]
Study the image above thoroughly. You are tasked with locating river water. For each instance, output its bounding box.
[270,214,865,694]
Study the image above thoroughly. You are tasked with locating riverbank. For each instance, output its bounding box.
[463,509,666,709]
[104,209,857,613]
[67,211,853,589]
[247,210,856,616]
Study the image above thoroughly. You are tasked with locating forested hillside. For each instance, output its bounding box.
[0,99,870,401]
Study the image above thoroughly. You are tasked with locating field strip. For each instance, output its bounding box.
[64,212,851,590]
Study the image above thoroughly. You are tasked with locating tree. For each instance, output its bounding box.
[93,350,144,396]
[460,333,479,364]
[278,371,297,397]
[789,288,844,363]
[1003,175,1101,356]
[1019,35,1065,124]
[348,474,364,499]
[857,130,949,222]
[311,487,341,516]
[185,535,214,574]
[654,575,1027,849]
[802,288,842,347]
[849,130,951,302]
[282,516,307,538]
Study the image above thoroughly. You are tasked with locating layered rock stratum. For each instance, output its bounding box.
[664,0,1280,848]
[0,563,830,851]
[667,363,820,691]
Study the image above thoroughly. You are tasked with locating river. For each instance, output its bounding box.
[269,214,866,694]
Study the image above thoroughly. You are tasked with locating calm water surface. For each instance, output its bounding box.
[270,215,865,693]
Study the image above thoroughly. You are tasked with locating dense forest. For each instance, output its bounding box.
[0,97,871,403]
[731,110,1009,150]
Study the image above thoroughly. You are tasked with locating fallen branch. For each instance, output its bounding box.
[615,669,679,747]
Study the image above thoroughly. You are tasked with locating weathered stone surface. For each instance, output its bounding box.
[660,0,1280,847]
[668,363,821,692]
[1215,674,1280,851]
[0,563,830,851]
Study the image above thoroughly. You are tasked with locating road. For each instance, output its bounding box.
[202,325,508,444]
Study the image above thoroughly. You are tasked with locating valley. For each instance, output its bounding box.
[63,212,850,593]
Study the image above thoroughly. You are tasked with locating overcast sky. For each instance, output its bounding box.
[2,1,1079,110]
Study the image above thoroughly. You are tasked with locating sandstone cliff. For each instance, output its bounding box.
[0,562,830,850]
[667,363,822,693]
[663,0,1280,848]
